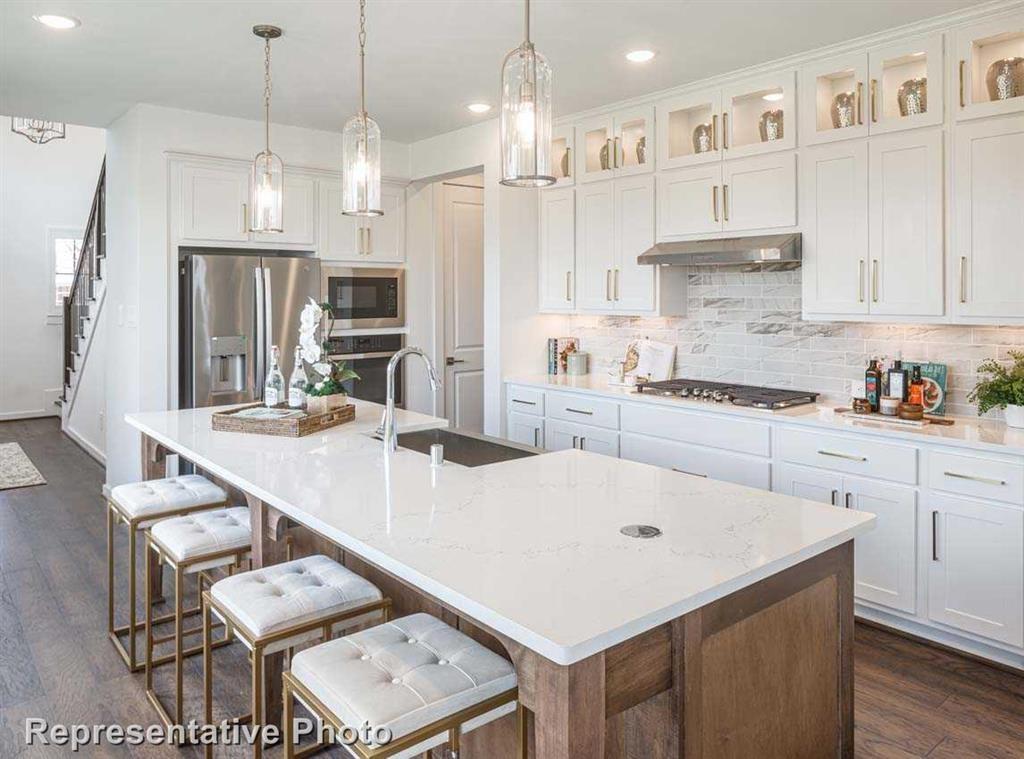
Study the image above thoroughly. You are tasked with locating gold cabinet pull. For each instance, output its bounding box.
[605,138,612,171]
[858,260,865,303]
[606,269,612,301]
[944,471,1007,486]
[872,259,879,303]
[870,79,878,123]
[242,203,248,234]
[565,147,572,177]
[712,114,719,151]
[722,183,729,222]
[856,82,864,125]
[565,270,572,302]
[818,449,866,462]
[712,185,719,222]
[722,112,729,149]
[959,256,967,303]
[959,60,966,108]
[614,268,620,300]
[366,227,372,255]
[613,136,621,168]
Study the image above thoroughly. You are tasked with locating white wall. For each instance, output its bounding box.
[0,116,106,420]
[407,120,568,435]
[103,104,410,486]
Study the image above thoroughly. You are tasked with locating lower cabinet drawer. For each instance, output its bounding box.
[547,392,620,430]
[546,419,619,457]
[928,449,1024,505]
[776,426,918,485]
[620,433,771,490]
[621,403,770,457]
[507,385,545,416]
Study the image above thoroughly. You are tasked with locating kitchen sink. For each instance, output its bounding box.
[395,427,543,467]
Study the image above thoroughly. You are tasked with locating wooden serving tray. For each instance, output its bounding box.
[212,403,355,437]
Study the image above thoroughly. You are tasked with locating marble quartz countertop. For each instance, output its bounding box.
[508,373,1024,457]
[126,399,874,665]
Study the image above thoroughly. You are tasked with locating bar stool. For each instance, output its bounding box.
[107,474,228,671]
[201,555,391,758]
[282,612,524,759]
[145,506,253,730]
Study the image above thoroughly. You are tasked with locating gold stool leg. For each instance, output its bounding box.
[282,676,294,759]
[144,535,155,695]
[107,504,115,640]
[128,521,138,669]
[204,594,214,759]
[175,564,185,727]
[252,643,264,759]
[448,725,461,759]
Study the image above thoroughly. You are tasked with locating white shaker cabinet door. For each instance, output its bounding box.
[928,493,1024,648]
[575,180,616,311]
[318,179,361,259]
[801,141,869,315]
[612,174,655,312]
[179,164,251,243]
[868,129,943,316]
[954,115,1024,318]
[657,165,722,239]
[545,419,619,457]
[507,412,544,449]
[721,152,796,233]
[844,476,918,615]
[252,173,317,247]
[773,463,843,506]
[538,187,576,312]
[362,182,405,263]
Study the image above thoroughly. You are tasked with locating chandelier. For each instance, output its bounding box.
[11,118,66,144]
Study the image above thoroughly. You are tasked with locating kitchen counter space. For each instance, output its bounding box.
[508,373,1024,457]
[126,398,873,666]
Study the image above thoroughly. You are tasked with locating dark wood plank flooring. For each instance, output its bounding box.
[2,418,1023,757]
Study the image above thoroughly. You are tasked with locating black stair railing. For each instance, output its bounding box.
[62,159,105,399]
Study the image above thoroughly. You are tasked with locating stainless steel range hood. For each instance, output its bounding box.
[637,233,801,266]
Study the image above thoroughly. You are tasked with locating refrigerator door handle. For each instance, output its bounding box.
[263,267,274,370]
[254,266,265,400]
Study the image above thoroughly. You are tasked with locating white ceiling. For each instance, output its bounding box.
[1,0,984,143]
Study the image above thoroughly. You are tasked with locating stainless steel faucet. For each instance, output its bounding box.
[378,347,441,452]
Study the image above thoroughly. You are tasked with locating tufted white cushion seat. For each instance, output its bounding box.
[291,613,516,757]
[209,555,383,654]
[150,507,252,573]
[111,474,227,527]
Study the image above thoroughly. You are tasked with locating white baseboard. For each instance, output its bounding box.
[0,408,59,421]
[62,424,106,466]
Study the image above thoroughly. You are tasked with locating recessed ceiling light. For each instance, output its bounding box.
[626,50,656,64]
[466,103,492,114]
[762,92,785,102]
[33,14,80,29]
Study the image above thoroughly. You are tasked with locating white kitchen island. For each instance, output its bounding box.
[127,399,874,759]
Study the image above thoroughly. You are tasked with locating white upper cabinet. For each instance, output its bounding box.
[576,106,654,183]
[318,178,361,259]
[611,175,656,311]
[179,164,251,243]
[363,182,405,263]
[549,125,575,188]
[867,34,944,135]
[802,52,870,145]
[721,152,797,232]
[721,70,797,158]
[656,89,722,170]
[538,187,576,312]
[801,141,870,315]
[575,180,616,309]
[928,493,1024,648]
[319,179,405,263]
[658,164,722,238]
[955,12,1024,121]
[954,115,1024,319]
[252,172,318,247]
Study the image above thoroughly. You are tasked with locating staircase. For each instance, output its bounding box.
[61,159,106,425]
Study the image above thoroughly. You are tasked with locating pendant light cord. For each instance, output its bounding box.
[263,36,272,154]
[524,0,530,44]
[358,0,367,118]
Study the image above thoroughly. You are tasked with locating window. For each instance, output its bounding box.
[47,226,84,319]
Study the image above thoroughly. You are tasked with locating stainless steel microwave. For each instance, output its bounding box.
[321,266,404,329]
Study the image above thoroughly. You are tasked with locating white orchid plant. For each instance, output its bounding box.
[298,298,359,397]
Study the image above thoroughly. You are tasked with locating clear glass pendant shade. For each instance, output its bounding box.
[250,150,284,233]
[342,113,383,216]
[500,42,554,187]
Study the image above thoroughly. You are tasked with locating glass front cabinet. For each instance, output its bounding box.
[575,105,654,183]
[955,12,1024,121]
[549,125,575,187]
[801,34,943,144]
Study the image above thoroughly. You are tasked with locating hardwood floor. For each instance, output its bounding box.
[2,417,1023,757]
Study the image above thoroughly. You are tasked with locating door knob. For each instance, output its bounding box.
[445,357,465,366]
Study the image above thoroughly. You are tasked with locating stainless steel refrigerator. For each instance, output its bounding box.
[179,249,321,409]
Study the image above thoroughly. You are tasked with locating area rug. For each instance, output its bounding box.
[0,443,46,490]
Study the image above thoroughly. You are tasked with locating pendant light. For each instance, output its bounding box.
[342,0,383,216]
[250,24,284,233]
[499,0,554,187]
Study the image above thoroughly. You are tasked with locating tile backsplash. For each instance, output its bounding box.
[567,266,1024,419]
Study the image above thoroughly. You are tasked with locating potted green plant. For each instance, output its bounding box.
[298,299,359,415]
[968,350,1024,428]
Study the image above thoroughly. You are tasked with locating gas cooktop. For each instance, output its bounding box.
[635,379,819,410]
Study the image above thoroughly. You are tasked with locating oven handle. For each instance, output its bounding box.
[327,351,398,361]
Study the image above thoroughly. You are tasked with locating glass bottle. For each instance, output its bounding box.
[264,345,285,407]
[865,358,882,412]
[288,346,306,409]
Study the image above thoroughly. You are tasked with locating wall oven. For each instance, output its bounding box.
[321,266,404,329]
[326,333,405,407]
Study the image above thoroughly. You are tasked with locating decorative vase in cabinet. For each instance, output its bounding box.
[831,91,857,129]
[986,58,1024,102]
[897,78,927,116]
[759,109,784,142]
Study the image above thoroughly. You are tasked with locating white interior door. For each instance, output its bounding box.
[442,183,485,432]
